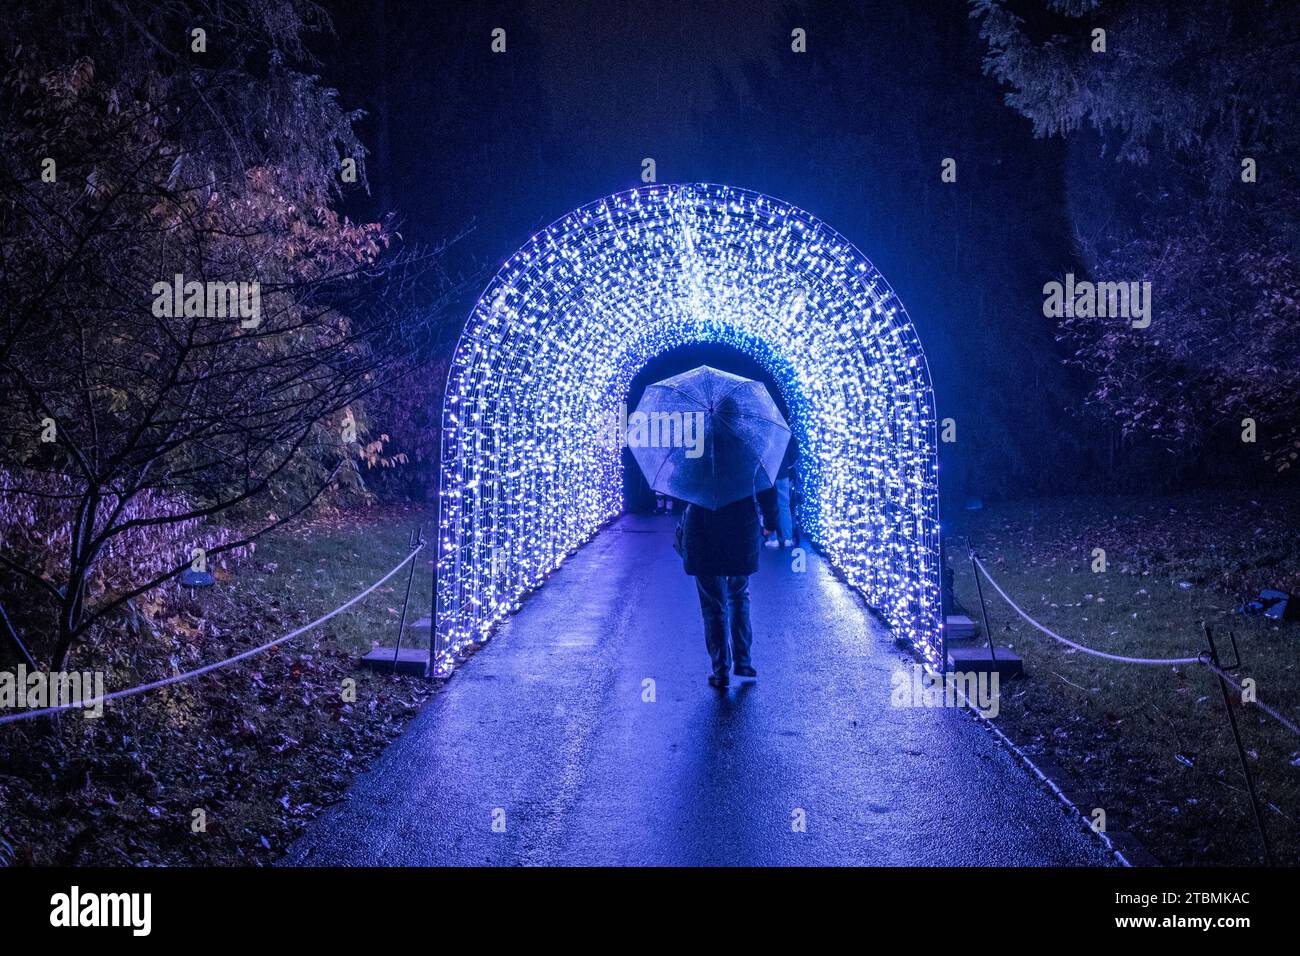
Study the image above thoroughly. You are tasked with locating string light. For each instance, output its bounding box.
[435,184,940,674]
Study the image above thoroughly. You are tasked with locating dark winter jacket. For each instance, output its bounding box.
[678,488,780,577]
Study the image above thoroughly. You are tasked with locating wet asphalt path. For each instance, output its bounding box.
[284,514,1116,866]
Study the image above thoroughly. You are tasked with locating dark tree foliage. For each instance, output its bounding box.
[0,0,448,667]
[973,0,1300,472]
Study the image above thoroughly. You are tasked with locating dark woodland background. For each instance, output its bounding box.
[320,0,1300,504]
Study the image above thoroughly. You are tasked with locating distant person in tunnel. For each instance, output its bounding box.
[678,486,780,688]
[764,443,797,549]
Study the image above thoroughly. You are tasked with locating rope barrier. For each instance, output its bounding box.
[1199,656,1300,738]
[0,542,426,726]
[970,554,1300,739]
[970,555,1202,665]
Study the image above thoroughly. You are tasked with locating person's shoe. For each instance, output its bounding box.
[734,664,757,678]
[782,539,794,547]
[764,538,781,548]
[708,673,730,689]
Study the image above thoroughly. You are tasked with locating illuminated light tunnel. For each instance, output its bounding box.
[435,183,940,674]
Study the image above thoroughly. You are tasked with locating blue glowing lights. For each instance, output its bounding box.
[435,184,940,673]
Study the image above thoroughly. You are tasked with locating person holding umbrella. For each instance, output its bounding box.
[680,480,781,687]
[627,366,790,689]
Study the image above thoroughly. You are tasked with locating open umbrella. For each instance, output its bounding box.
[627,365,791,509]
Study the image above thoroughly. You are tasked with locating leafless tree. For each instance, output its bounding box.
[0,0,457,667]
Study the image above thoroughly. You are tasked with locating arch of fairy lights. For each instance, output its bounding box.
[435,183,940,674]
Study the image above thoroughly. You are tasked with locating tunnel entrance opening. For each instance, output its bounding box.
[435,184,940,675]
[621,341,791,513]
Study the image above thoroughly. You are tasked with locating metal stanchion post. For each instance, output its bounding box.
[1203,623,1271,865]
[968,543,998,667]
[390,526,423,671]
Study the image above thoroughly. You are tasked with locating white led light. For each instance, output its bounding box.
[435,184,940,674]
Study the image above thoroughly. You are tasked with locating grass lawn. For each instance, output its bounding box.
[947,489,1300,866]
[250,504,437,655]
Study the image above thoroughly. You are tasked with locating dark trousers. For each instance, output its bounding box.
[694,575,753,676]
